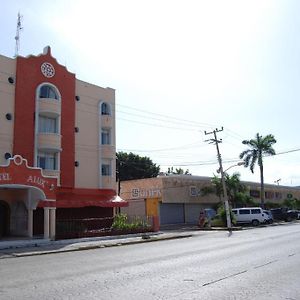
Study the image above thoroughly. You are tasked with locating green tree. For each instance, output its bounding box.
[239,133,276,208]
[167,167,191,175]
[283,198,300,210]
[116,152,160,182]
[211,172,248,207]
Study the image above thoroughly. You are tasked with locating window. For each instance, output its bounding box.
[39,116,58,133]
[101,128,111,145]
[251,209,261,214]
[232,210,237,215]
[39,85,58,100]
[239,209,250,215]
[101,102,110,115]
[101,164,111,176]
[37,152,57,170]
[190,186,197,197]
[250,190,260,198]
[265,191,274,199]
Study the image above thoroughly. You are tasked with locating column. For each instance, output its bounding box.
[44,207,50,239]
[49,208,56,240]
[27,188,33,238]
[27,209,33,238]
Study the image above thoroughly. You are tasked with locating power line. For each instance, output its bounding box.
[117,140,205,153]
[117,110,205,130]
[117,103,218,128]
[117,117,200,131]
[274,148,300,156]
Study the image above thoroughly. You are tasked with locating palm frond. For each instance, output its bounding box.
[250,150,258,173]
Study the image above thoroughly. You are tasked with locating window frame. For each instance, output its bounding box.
[38,115,58,134]
[101,128,111,145]
[239,209,250,215]
[39,85,59,100]
[37,151,58,170]
[101,163,111,176]
[251,209,261,214]
[101,102,111,115]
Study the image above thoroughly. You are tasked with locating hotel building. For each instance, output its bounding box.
[0,46,127,240]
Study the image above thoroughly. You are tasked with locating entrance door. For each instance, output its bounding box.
[0,201,10,237]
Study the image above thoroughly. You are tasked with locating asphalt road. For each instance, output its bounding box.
[1,223,300,300]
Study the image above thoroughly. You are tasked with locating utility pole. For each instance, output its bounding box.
[205,127,232,231]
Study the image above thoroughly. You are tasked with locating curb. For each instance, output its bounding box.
[1,233,193,259]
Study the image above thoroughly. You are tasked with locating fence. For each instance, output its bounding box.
[56,215,155,240]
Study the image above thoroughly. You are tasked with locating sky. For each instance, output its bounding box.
[1,0,300,186]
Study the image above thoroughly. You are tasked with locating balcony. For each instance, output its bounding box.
[101,176,115,189]
[38,98,61,116]
[100,114,113,127]
[37,133,62,151]
[99,145,115,158]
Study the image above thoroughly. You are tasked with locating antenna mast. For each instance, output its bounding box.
[14,12,23,57]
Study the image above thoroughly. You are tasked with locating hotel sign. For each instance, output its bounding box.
[0,173,11,181]
[0,155,57,199]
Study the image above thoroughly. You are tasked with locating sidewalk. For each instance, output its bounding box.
[0,231,194,259]
[2,221,296,259]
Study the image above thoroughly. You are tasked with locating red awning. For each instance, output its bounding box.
[56,187,128,208]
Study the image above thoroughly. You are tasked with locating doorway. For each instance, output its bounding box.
[0,201,10,238]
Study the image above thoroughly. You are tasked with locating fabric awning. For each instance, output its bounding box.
[55,187,128,208]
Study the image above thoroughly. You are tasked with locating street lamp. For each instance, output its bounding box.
[217,161,245,174]
[274,178,281,185]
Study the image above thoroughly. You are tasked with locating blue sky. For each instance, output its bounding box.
[1,0,300,186]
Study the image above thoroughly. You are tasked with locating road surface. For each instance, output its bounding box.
[1,223,300,299]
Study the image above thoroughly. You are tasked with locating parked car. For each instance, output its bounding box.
[263,210,273,224]
[232,207,265,226]
[287,210,300,220]
[270,208,298,222]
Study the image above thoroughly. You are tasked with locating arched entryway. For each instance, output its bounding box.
[0,201,10,238]
[10,200,28,236]
[0,155,58,240]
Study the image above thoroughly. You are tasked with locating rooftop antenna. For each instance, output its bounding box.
[14,12,23,57]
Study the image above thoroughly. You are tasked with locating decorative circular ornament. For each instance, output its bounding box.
[13,155,23,166]
[41,62,55,78]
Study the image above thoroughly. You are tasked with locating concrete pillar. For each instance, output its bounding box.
[49,208,56,240]
[44,207,50,239]
[27,209,33,238]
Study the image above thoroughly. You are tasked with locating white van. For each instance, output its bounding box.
[232,207,265,226]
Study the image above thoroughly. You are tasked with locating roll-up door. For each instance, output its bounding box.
[185,204,202,224]
[160,203,184,225]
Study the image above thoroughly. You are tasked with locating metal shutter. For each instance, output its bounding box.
[185,204,202,224]
[159,203,184,225]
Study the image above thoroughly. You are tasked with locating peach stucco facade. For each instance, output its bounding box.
[0,47,126,240]
[121,175,300,225]
[0,49,116,190]
[74,80,116,189]
[0,55,16,166]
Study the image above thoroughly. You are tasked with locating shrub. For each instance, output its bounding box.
[111,213,150,231]
[212,205,236,227]
[211,217,224,227]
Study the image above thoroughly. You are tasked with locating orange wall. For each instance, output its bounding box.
[13,48,76,188]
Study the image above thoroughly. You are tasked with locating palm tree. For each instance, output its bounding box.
[239,133,276,208]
